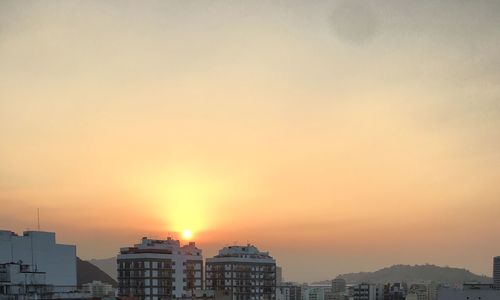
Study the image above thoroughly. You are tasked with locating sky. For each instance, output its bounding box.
[1,0,500,282]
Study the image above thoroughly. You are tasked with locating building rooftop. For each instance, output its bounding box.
[215,244,273,260]
[119,237,202,256]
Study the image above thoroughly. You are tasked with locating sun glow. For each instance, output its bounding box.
[143,167,240,236]
[182,229,193,240]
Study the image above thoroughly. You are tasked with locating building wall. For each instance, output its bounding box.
[0,231,76,286]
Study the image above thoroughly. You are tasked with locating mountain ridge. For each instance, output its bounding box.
[313,264,491,285]
[76,257,118,287]
[89,256,118,280]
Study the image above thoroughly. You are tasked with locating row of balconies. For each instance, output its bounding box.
[206,264,275,272]
[119,260,202,270]
[205,272,275,278]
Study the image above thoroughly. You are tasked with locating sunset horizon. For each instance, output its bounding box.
[1,1,500,296]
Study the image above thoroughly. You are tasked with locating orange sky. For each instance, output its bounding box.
[1,0,500,282]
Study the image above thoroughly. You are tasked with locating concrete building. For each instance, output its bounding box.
[0,262,48,298]
[82,280,115,297]
[0,262,90,300]
[304,285,329,300]
[383,283,407,300]
[405,282,437,300]
[0,230,77,286]
[406,284,428,300]
[276,282,301,300]
[331,278,346,300]
[437,282,500,300]
[494,256,500,288]
[206,244,276,300]
[276,267,283,285]
[352,283,383,300]
[331,278,346,294]
[117,236,203,300]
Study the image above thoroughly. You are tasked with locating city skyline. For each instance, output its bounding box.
[2,0,500,283]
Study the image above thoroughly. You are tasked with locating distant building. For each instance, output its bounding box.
[0,230,77,286]
[494,256,500,288]
[406,284,428,300]
[206,244,276,300]
[82,280,115,297]
[352,283,383,300]
[331,278,346,294]
[331,278,346,299]
[383,282,406,300]
[405,282,437,300]
[117,236,203,300]
[303,285,330,300]
[276,282,301,300]
[276,266,283,285]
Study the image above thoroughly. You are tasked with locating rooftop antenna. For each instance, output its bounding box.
[37,208,40,231]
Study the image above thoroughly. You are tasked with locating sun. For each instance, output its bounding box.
[182,229,193,240]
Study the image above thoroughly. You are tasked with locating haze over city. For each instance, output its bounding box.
[1,0,500,284]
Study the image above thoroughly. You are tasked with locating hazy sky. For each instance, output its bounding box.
[1,0,500,282]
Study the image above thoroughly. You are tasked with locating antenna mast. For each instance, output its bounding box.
[37,208,40,231]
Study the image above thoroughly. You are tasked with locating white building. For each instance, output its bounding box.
[82,280,115,297]
[352,283,383,300]
[0,262,48,298]
[206,244,276,300]
[0,262,90,300]
[301,284,332,300]
[0,230,76,286]
[437,283,500,300]
[117,236,203,300]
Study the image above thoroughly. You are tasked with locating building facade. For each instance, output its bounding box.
[117,237,203,300]
[276,282,301,300]
[0,230,76,286]
[383,283,406,300]
[494,256,500,288]
[302,285,330,300]
[331,278,346,294]
[437,283,500,300]
[206,245,276,300]
[82,280,115,297]
[352,283,383,300]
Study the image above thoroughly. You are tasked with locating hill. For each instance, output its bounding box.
[315,264,491,285]
[89,256,117,280]
[77,257,118,287]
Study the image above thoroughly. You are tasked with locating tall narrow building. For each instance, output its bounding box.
[494,256,500,288]
[117,237,203,300]
[206,244,276,300]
